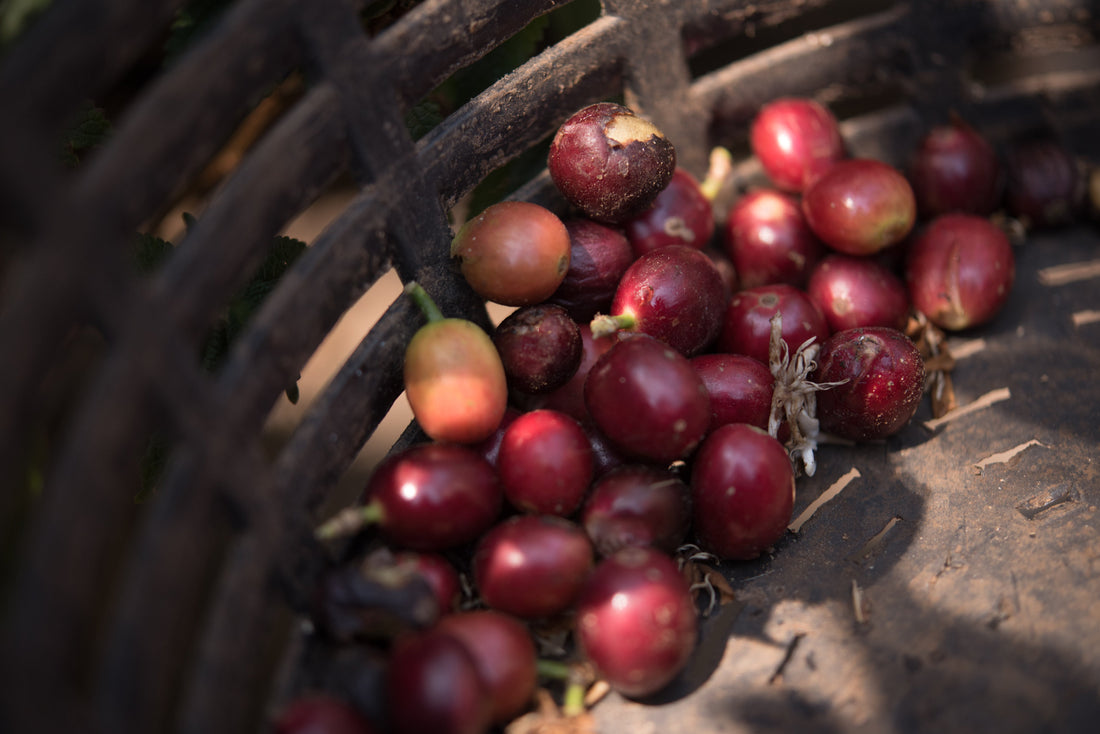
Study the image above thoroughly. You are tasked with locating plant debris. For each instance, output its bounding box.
[848,516,902,564]
[768,633,805,684]
[1015,483,1080,520]
[767,313,846,477]
[788,467,861,534]
[504,688,597,734]
[972,439,1046,473]
[1037,258,1100,286]
[907,311,957,418]
[924,387,1011,431]
[1072,309,1100,327]
[851,579,869,624]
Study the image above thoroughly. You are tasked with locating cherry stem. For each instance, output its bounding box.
[404,281,445,323]
[590,312,635,339]
[315,500,384,541]
[536,659,573,681]
[561,680,588,718]
[700,146,733,202]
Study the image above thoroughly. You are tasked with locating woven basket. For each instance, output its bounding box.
[2,1,1099,733]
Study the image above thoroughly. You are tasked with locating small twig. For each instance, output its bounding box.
[851,580,868,624]
[1037,258,1100,286]
[1016,484,1079,520]
[1072,309,1100,327]
[973,439,1046,472]
[923,387,1011,431]
[946,337,986,359]
[768,633,805,684]
[583,680,611,708]
[788,468,861,533]
[849,516,902,563]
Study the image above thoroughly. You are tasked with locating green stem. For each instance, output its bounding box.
[404,281,445,323]
[315,500,384,541]
[699,146,733,202]
[589,312,636,339]
[561,680,587,718]
[536,658,573,681]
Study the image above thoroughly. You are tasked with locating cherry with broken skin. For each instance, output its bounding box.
[548,102,676,223]
[905,213,1015,331]
[812,326,926,441]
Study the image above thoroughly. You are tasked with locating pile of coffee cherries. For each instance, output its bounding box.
[278,100,1087,734]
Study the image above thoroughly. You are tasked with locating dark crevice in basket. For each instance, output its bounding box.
[606,0,712,177]
[272,294,421,515]
[0,0,187,139]
[378,0,582,111]
[58,77,357,732]
[684,0,898,79]
[73,0,305,235]
[217,198,397,451]
[155,82,349,346]
[695,4,917,147]
[423,14,627,212]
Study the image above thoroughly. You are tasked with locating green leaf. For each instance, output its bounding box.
[163,0,235,63]
[199,234,307,381]
[467,138,553,218]
[135,433,171,503]
[405,98,444,140]
[285,377,300,405]
[0,0,52,47]
[133,232,175,274]
[59,101,111,168]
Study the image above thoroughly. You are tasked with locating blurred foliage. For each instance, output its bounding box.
[133,231,176,274]
[163,0,236,63]
[131,227,307,500]
[404,0,602,216]
[59,101,111,167]
[362,0,424,35]
[405,0,601,141]
[199,234,308,378]
[0,0,50,48]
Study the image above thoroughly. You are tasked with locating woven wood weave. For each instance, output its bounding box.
[1,1,1098,733]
